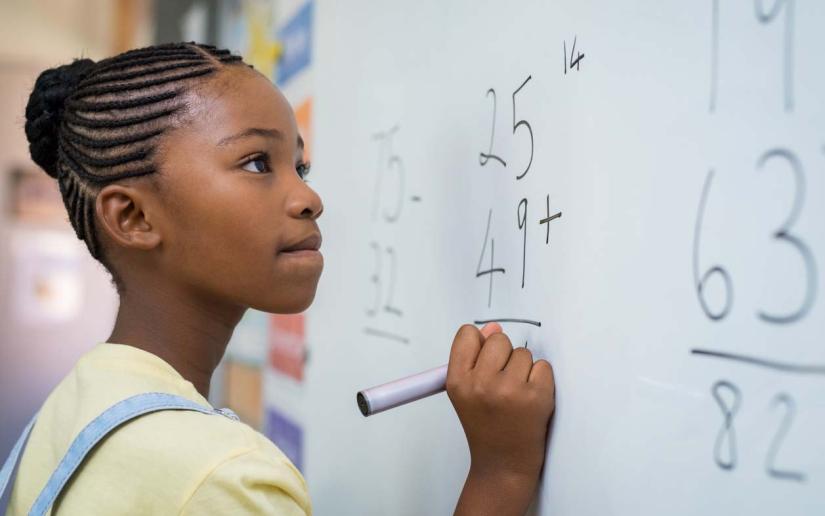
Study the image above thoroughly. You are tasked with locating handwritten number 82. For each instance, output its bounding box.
[711,380,806,482]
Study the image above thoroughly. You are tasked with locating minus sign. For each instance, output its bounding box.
[410,195,422,202]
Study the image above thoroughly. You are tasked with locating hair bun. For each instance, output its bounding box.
[24,58,97,178]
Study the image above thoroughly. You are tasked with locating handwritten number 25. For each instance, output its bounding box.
[479,75,534,180]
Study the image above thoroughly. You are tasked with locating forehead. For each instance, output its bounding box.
[182,67,298,145]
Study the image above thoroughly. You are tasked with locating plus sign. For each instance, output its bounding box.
[539,194,562,244]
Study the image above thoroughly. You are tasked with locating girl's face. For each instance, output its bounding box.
[147,66,323,313]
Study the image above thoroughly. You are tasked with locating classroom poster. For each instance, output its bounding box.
[7,166,65,225]
[264,406,304,472]
[276,0,312,87]
[11,229,83,326]
[269,314,307,382]
[218,0,282,82]
[222,360,263,429]
[294,98,313,161]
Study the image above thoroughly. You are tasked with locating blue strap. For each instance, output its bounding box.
[0,414,37,515]
[0,392,238,516]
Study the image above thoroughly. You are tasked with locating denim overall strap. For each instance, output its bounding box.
[25,392,239,516]
[0,415,38,514]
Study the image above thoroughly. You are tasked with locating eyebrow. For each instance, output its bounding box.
[216,127,284,147]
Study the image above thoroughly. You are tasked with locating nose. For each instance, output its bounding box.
[286,180,323,220]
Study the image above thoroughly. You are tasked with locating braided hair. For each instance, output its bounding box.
[24,42,247,288]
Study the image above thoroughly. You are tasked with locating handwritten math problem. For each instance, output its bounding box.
[362,125,421,345]
[694,0,823,485]
[318,2,825,514]
[353,0,824,491]
[472,70,569,340]
[361,43,576,346]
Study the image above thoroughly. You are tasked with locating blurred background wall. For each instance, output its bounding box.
[0,0,145,461]
[0,0,305,469]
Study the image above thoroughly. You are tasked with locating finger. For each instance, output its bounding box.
[479,322,502,340]
[503,347,533,382]
[474,333,513,373]
[528,359,555,395]
[447,324,483,376]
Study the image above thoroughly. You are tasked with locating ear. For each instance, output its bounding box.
[96,184,162,251]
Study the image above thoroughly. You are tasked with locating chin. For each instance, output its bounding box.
[258,285,318,314]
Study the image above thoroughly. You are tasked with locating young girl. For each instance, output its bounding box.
[1,42,555,515]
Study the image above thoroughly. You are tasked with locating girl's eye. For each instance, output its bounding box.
[296,161,312,181]
[241,154,269,174]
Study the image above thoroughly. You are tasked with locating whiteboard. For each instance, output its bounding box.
[303,1,825,514]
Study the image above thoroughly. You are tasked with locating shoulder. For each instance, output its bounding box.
[63,408,310,514]
[101,407,295,476]
[178,443,312,515]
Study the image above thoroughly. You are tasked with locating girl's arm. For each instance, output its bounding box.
[446,323,555,516]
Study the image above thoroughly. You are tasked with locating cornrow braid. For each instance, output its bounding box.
[24,42,248,286]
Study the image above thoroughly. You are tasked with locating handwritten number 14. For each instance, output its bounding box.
[564,36,585,74]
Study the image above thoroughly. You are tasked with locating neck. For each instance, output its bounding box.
[107,280,246,398]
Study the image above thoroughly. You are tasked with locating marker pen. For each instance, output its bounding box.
[356,364,448,417]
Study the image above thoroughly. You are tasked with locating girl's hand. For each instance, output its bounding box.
[446,323,555,516]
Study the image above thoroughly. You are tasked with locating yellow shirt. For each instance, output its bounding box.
[6,343,312,515]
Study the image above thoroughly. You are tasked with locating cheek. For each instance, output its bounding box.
[160,172,322,312]
[167,179,282,285]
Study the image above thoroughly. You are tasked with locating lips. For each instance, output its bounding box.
[280,233,322,253]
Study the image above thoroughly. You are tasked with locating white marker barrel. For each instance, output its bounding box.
[357,364,448,416]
